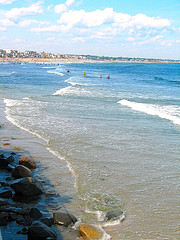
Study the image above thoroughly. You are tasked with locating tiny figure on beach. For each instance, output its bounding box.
[100,75,102,78]
[67,69,69,73]
[107,75,110,79]
[84,72,86,76]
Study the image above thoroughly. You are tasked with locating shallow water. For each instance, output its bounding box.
[0,62,179,239]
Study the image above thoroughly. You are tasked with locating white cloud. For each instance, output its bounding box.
[0,27,6,31]
[54,4,67,14]
[66,0,75,6]
[6,1,43,20]
[0,19,15,26]
[31,24,68,32]
[57,8,170,30]
[83,8,114,27]
[0,0,16,4]
[127,37,135,41]
[46,37,55,41]
[18,19,49,27]
[72,37,85,42]
[19,19,38,27]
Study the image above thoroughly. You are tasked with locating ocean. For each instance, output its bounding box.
[0,61,179,239]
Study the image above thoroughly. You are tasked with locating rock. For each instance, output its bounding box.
[28,221,57,240]
[17,227,28,235]
[16,215,32,226]
[11,177,44,197]
[105,210,124,221]
[53,212,77,227]
[7,164,15,172]
[0,190,13,198]
[19,156,36,169]
[41,217,54,227]
[0,198,9,206]
[29,207,42,219]
[8,212,18,221]
[12,165,32,179]
[0,212,8,225]
[79,224,103,239]
[7,155,14,163]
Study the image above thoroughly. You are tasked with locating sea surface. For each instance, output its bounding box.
[0,61,179,239]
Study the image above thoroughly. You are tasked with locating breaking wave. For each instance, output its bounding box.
[47,70,64,76]
[53,86,93,97]
[118,99,180,126]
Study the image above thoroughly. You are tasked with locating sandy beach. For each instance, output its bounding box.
[0,99,82,240]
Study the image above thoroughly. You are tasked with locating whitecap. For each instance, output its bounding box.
[118,99,180,126]
[53,86,93,97]
[47,70,64,76]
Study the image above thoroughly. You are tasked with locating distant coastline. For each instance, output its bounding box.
[0,57,179,64]
[0,48,179,64]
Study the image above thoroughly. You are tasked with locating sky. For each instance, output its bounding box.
[0,0,179,59]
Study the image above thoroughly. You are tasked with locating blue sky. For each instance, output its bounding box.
[0,0,179,59]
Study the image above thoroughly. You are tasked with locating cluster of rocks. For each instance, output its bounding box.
[1,149,119,240]
[0,150,81,240]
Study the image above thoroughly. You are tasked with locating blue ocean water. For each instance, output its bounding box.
[0,61,180,239]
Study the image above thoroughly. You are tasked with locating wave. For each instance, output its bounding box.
[47,70,64,76]
[118,99,180,126]
[53,86,93,97]
[3,98,48,143]
[0,71,16,77]
[42,66,57,69]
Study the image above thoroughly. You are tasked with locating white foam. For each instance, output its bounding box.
[3,98,48,143]
[47,70,64,76]
[53,86,93,97]
[118,99,180,126]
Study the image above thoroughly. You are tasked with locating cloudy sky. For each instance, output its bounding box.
[0,0,179,59]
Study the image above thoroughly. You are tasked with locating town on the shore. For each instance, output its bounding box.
[0,48,179,63]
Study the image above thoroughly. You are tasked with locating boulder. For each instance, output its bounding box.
[11,177,43,197]
[41,217,54,227]
[19,156,36,169]
[12,165,32,179]
[29,207,42,219]
[105,210,124,221]
[16,215,32,226]
[0,198,9,206]
[28,221,57,240]
[79,224,103,239]
[53,212,77,227]
[0,212,8,225]
[0,190,13,198]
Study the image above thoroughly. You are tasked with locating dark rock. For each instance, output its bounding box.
[11,177,44,197]
[105,210,124,221]
[0,157,9,169]
[12,165,32,179]
[7,164,15,172]
[41,217,54,227]
[28,221,57,240]
[0,198,9,206]
[17,227,28,235]
[19,156,36,169]
[16,215,32,226]
[53,212,77,227]
[0,212,8,225]
[0,190,13,198]
[8,212,18,221]
[5,177,12,181]
[29,207,42,219]
[7,155,14,163]
[0,155,14,169]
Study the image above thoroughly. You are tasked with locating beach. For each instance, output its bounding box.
[0,61,179,239]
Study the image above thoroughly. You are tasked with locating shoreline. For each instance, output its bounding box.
[0,99,114,240]
[0,57,179,64]
[0,99,82,239]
